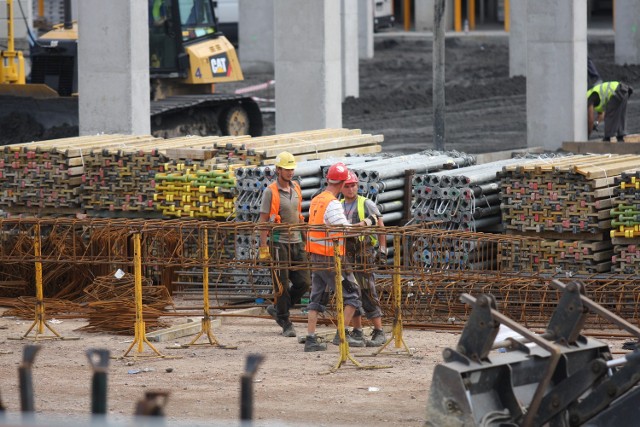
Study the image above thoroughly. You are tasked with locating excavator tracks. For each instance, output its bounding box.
[150,94,263,138]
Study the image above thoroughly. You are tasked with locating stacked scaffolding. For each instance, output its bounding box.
[611,169,640,274]
[499,154,640,274]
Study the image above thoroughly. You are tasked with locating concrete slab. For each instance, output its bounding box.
[147,317,221,342]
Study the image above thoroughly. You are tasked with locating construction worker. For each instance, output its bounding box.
[588,81,634,142]
[303,162,377,352]
[339,171,387,347]
[258,152,310,338]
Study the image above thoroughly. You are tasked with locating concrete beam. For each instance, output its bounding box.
[238,0,274,73]
[274,0,341,133]
[508,0,527,77]
[526,0,587,150]
[77,0,150,136]
[415,0,454,32]
[342,0,359,99]
[358,0,374,59]
[615,0,640,65]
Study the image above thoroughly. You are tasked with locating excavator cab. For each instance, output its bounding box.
[0,0,262,145]
[149,0,245,95]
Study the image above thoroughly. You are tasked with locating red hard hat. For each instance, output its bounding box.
[345,170,358,185]
[326,162,349,181]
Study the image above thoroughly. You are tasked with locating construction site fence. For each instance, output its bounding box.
[0,218,638,330]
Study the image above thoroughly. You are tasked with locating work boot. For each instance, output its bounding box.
[304,334,327,352]
[282,322,297,338]
[332,329,347,346]
[266,304,284,328]
[366,328,386,347]
[349,328,366,347]
[332,329,365,347]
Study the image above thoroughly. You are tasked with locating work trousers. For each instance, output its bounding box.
[272,242,310,323]
[604,83,633,140]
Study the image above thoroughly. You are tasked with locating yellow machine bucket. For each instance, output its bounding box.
[0,83,61,98]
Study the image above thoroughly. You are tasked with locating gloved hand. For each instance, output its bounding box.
[377,247,388,264]
[362,214,378,226]
[592,121,600,132]
[258,246,271,261]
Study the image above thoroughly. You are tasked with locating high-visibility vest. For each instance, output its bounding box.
[267,181,304,223]
[306,191,344,256]
[587,81,619,113]
[341,196,378,247]
[152,0,165,21]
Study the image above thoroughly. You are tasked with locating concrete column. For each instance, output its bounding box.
[526,1,587,150]
[615,0,640,65]
[415,0,454,32]
[508,0,527,77]
[358,0,373,59]
[238,0,274,73]
[77,0,150,136]
[342,0,359,99]
[274,0,341,133]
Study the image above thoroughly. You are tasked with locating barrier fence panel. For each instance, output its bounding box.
[0,219,638,332]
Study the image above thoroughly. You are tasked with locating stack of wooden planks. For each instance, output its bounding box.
[212,128,383,165]
[499,154,640,274]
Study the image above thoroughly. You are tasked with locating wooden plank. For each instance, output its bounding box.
[261,145,382,164]
[562,140,640,155]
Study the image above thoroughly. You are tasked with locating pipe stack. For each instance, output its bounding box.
[411,158,529,232]
[351,151,475,228]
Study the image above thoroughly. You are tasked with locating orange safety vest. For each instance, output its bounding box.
[267,181,304,223]
[306,191,344,256]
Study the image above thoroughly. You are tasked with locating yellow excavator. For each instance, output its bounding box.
[0,0,263,145]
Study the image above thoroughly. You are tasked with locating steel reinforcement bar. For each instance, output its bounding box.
[0,218,638,329]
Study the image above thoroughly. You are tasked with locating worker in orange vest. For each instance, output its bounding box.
[258,152,310,338]
[303,162,377,352]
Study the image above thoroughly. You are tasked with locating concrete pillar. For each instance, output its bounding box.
[77,0,150,136]
[274,0,341,133]
[615,0,640,65]
[238,0,274,73]
[508,0,527,77]
[358,0,373,59]
[342,0,359,99]
[415,0,454,32]
[526,1,587,150]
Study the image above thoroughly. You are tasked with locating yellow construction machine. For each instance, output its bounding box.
[0,0,262,144]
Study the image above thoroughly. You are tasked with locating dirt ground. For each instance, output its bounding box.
[252,33,640,155]
[0,304,633,426]
[0,304,461,426]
